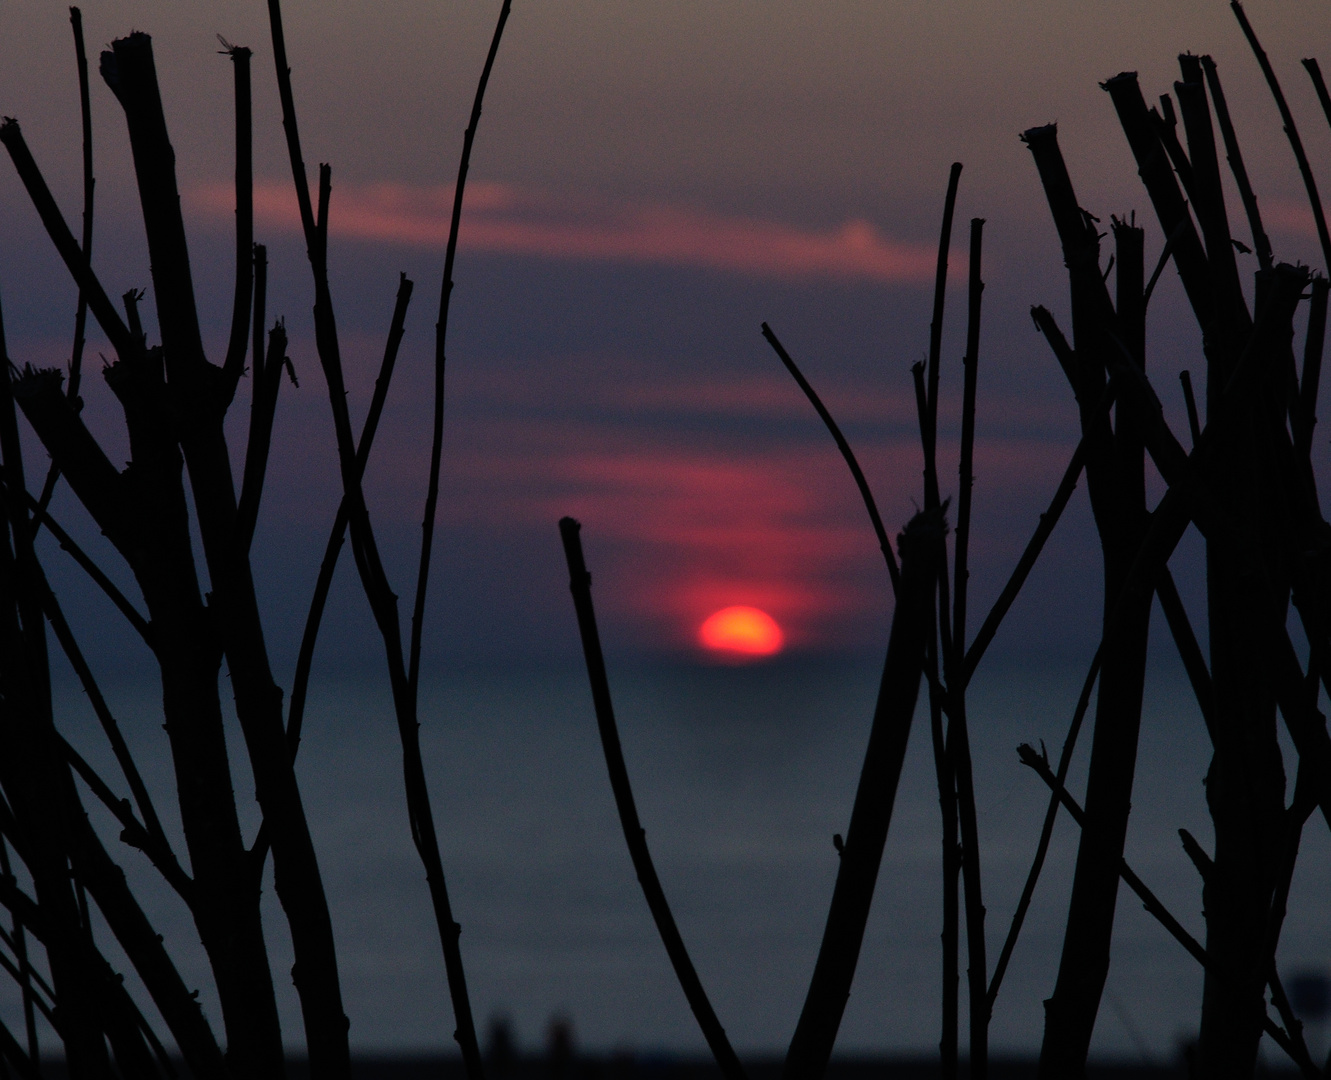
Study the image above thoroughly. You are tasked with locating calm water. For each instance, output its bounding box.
[33,660,1331,1063]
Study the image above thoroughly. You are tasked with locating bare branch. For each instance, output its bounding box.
[220,42,254,404]
[1232,3,1331,274]
[559,517,747,1080]
[761,323,900,591]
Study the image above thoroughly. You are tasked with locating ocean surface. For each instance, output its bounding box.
[27,659,1331,1065]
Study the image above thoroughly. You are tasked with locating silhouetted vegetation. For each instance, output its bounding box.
[564,6,1331,1080]
[0,2,1328,1080]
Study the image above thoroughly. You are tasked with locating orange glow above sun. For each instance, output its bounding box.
[698,606,784,657]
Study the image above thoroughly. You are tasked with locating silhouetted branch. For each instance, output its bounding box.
[559,517,747,1080]
[287,273,412,749]
[1018,744,1317,1077]
[408,0,514,704]
[922,164,963,517]
[1264,764,1319,1056]
[266,0,318,257]
[251,273,414,870]
[0,1017,36,1080]
[57,734,191,902]
[0,837,40,1072]
[1296,276,1328,459]
[1176,56,1249,328]
[1143,218,1190,312]
[784,511,939,1080]
[986,647,1100,1008]
[927,623,959,1080]
[1202,55,1273,271]
[0,120,135,360]
[252,243,268,386]
[1016,743,1196,966]
[944,218,989,1076]
[266,3,503,1071]
[1100,78,1220,335]
[1150,95,1196,203]
[952,219,984,657]
[39,578,174,871]
[0,932,56,1035]
[1029,305,1076,392]
[911,360,937,510]
[1178,828,1212,882]
[1154,567,1214,740]
[100,34,209,379]
[21,490,152,648]
[963,379,1115,684]
[1231,3,1331,274]
[34,7,97,523]
[1023,126,1158,1078]
[1179,370,1202,445]
[122,288,145,347]
[761,322,900,591]
[236,321,291,555]
[69,6,92,399]
[1306,57,1331,133]
[62,801,226,1079]
[220,41,252,404]
[103,30,335,1074]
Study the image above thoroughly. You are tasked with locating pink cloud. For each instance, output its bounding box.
[254,347,1074,654]
[188,180,939,284]
[458,363,922,426]
[1264,198,1317,238]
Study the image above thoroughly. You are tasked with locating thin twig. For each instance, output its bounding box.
[963,384,1114,684]
[1151,96,1196,203]
[408,0,514,704]
[0,930,56,1028]
[252,274,414,870]
[784,511,940,1080]
[0,838,39,1074]
[1143,218,1188,311]
[926,622,959,1080]
[924,163,963,519]
[1154,567,1214,740]
[252,244,267,387]
[952,218,984,659]
[266,0,317,255]
[1305,58,1331,134]
[946,219,989,1073]
[560,518,747,1080]
[1018,744,1317,1077]
[219,41,253,402]
[236,321,291,555]
[1296,276,1328,459]
[265,3,500,1072]
[1180,370,1202,446]
[57,734,192,902]
[34,6,96,525]
[761,323,900,591]
[36,571,177,887]
[286,274,412,758]
[21,490,153,648]
[1201,55,1273,271]
[0,1014,36,1080]
[986,648,1101,1007]
[1232,2,1331,274]
[0,120,136,360]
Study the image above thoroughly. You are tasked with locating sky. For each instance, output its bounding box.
[0,0,1328,673]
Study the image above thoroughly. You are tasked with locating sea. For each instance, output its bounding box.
[27,659,1331,1068]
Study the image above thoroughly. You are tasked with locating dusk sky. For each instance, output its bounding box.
[0,0,1326,670]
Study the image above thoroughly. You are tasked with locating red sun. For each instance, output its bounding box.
[698,606,785,657]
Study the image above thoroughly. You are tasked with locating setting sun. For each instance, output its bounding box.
[698,606,785,657]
